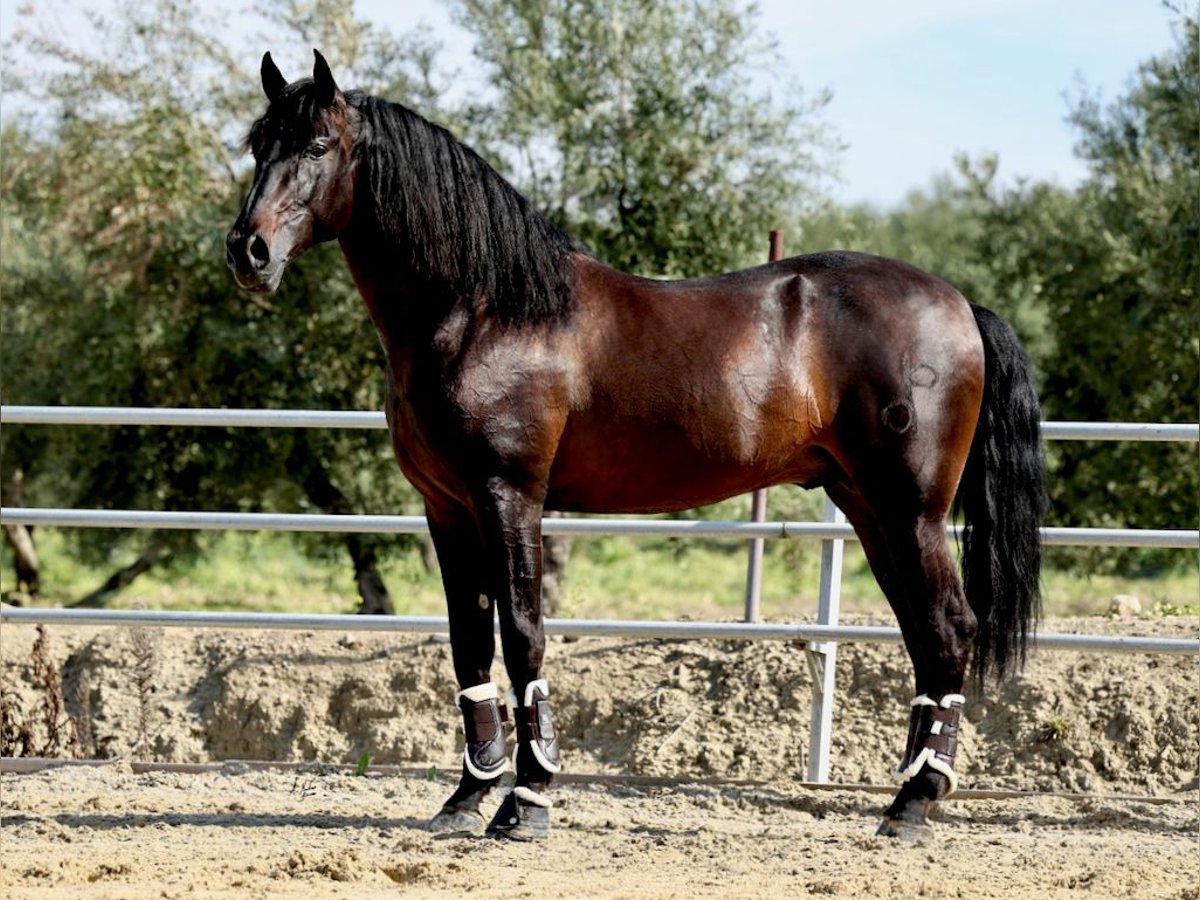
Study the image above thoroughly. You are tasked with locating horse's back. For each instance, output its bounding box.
[546,252,983,513]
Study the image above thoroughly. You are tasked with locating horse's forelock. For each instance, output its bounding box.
[243,79,340,157]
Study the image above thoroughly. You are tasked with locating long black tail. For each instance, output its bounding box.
[956,305,1046,684]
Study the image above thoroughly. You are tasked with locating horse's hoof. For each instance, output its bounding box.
[427,808,486,835]
[876,816,934,843]
[485,789,551,842]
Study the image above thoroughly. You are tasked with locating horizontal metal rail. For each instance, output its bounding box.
[0,406,387,429]
[2,507,1196,549]
[2,405,1197,442]
[2,606,1195,655]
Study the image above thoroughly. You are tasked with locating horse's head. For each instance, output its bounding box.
[226,50,359,293]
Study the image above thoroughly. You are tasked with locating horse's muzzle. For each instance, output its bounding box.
[225,230,282,293]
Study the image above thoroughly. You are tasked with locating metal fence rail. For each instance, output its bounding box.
[2,405,1197,784]
[3,405,1198,442]
[3,606,1197,656]
[2,507,1196,548]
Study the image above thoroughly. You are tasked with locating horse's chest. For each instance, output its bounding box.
[380,358,465,499]
[382,347,568,502]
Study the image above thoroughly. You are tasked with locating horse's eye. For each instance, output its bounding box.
[305,140,330,160]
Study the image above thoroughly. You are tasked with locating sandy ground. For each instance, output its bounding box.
[1,616,1197,897]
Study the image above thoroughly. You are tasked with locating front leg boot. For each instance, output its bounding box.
[458,682,510,780]
[428,682,508,834]
[514,678,561,775]
[892,692,964,797]
[877,693,965,842]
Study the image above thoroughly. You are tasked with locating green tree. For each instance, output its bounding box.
[1,0,443,609]
[975,13,1198,571]
[452,0,836,277]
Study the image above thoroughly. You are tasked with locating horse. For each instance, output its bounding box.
[227,51,1045,843]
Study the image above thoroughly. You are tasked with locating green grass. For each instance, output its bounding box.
[3,527,1196,621]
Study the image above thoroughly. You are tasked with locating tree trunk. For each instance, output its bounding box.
[289,440,395,615]
[353,550,394,615]
[2,469,40,597]
[541,512,571,618]
[2,523,40,597]
[72,541,172,608]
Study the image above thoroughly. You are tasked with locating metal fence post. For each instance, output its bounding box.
[805,495,846,782]
[743,488,768,623]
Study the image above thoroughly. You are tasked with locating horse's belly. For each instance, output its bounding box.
[545,417,827,514]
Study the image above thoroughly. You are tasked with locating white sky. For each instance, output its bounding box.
[1,0,1184,208]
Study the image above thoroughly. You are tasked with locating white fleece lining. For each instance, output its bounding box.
[909,693,965,709]
[529,739,562,774]
[894,747,959,795]
[457,682,499,704]
[523,678,550,707]
[463,748,507,780]
[513,786,553,808]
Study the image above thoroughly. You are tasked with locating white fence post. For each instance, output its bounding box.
[806,496,846,783]
[743,488,768,622]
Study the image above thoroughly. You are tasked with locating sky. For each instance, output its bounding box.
[1,0,1184,208]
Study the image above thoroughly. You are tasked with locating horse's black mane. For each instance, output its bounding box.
[351,92,581,324]
[249,80,577,325]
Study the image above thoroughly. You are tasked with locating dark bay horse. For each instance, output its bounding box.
[227,51,1044,842]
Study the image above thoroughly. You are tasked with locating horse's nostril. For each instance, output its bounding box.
[248,234,270,268]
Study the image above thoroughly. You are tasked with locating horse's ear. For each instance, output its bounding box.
[261,52,287,103]
[312,49,339,107]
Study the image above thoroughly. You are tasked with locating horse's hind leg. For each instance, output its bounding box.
[425,505,507,834]
[825,481,977,842]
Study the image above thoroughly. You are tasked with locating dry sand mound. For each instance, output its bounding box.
[2,616,1196,898]
[3,615,1196,795]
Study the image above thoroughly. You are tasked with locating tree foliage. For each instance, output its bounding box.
[1,0,442,604]
[452,0,836,276]
[975,14,1198,571]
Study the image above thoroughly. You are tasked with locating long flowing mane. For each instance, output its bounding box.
[346,91,578,325]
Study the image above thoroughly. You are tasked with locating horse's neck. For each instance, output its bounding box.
[338,219,466,354]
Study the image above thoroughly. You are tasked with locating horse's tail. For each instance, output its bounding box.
[955,304,1046,685]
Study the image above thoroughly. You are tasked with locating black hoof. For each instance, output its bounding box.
[876,816,934,843]
[428,807,486,835]
[485,789,551,842]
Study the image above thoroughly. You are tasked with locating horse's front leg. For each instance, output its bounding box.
[475,476,561,841]
[425,504,508,835]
